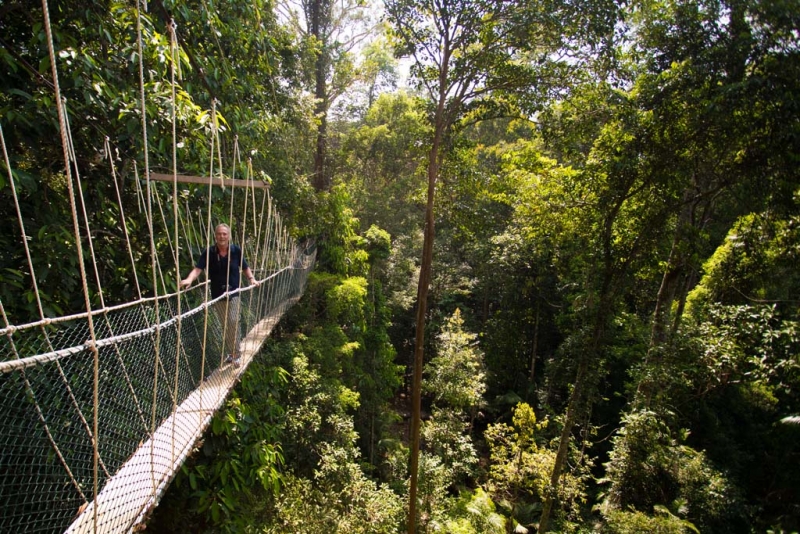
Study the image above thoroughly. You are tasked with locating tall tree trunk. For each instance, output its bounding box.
[539,289,610,531]
[309,0,329,191]
[313,72,328,190]
[313,115,327,190]
[649,225,685,348]
[540,220,620,532]
[529,298,540,383]
[408,105,446,534]
[671,268,697,337]
[639,189,712,405]
[538,341,591,531]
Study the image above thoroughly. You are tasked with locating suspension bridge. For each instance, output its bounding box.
[0,1,317,532]
[0,239,314,534]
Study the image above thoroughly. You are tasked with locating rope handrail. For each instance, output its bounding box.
[0,282,213,338]
[0,265,297,374]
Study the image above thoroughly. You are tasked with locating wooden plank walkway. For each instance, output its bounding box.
[64,307,289,534]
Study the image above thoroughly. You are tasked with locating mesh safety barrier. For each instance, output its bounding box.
[0,244,315,534]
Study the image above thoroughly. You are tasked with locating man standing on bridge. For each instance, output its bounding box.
[180,223,259,368]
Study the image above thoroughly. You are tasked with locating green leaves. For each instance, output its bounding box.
[485,402,589,526]
[601,410,741,531]
[326,276,368,329]
[153,358,288,530]
[424,309,486,412]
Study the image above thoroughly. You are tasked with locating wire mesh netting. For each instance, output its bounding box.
[0,244,315,534]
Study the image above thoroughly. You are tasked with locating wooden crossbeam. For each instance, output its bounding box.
[149,172,269,189]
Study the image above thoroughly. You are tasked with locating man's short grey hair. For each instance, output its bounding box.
[215,223,231,233]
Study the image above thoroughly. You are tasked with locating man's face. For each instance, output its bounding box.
[215,226,230,248]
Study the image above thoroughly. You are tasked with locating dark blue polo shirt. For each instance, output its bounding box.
[196,244,250,299]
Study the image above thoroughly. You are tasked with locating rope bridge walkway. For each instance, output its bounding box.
[0,243,315,534]
[0,1,317,531]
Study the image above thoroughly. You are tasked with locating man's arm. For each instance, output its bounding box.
[243,267,259,287]
[180,267,204,289]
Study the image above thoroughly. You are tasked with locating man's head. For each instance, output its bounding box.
[215,223,231,248]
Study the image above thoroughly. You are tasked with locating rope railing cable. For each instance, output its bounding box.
[169,18,184,468]
[105,136,152,434]
[0,281,270,374]
[0,283,213,339]
[136,0,164,494]
[1,123,92,507]
[41,1,106,528]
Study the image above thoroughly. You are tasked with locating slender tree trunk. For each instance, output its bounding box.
[539,305,607,532]
[309,0,329,191]
[538,350,589,532]
[408,108,446,534]
[640,189,712,404]
[482,284,490,325]
[529,299,540,383]
[671,268,697,337]
[542,199,626,530]
[313,100,327,190]
[649,231,683,348]
[370,415,375,466]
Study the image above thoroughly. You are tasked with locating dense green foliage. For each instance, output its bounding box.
[2,0,799,532]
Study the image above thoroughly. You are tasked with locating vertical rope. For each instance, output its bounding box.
[199,99,216,387]
[105,137,150,433]
[172,192,200,383]
[233,139,250,341]
[40,1,102,529]
[242,159,258,326]
[131,177,179,401]
[108,138,144,300]
[263,194,275,302]
[208,102,232,366]
[2,115,104,473]
[63,106,105,307]
[0,123,91,505]
[168,18,183,466]
[221,110,235,362]
[182,196,201,253]
[133,161,144,213]
[231,135,240,234]
[255,189,271,316]
[247,160,261,272]
[63,109,139,480]
[131,167,179,404]
[135,0,162,493]
[153,182,178,269]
